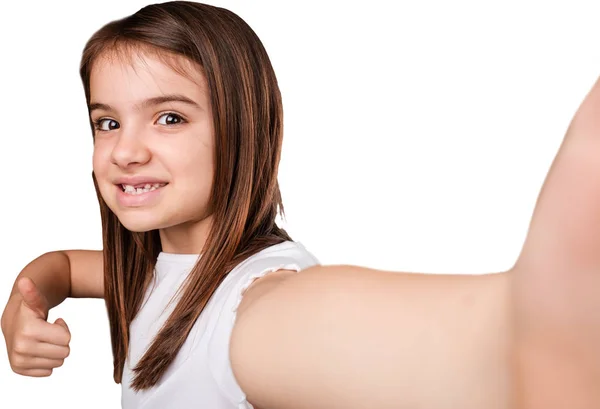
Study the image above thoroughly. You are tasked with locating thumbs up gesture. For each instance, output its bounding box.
[512,74,600,407]
[2,277,71,377]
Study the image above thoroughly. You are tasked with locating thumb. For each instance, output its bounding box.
[17,277,49,320]
[54,318,70,333]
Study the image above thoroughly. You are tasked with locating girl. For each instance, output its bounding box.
[3,1,600,408]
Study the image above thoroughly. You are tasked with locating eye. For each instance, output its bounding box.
[157,112,186,126]
[93,118,120,132]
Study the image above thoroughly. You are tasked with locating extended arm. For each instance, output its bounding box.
[231,266,511,409]
[232,73,600,409]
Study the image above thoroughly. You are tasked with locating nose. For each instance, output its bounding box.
[110,128,151,169]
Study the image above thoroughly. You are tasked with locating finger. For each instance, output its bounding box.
[18,368,53,377]
[22,342,70,360]
[13,355,64,370]
[54,318,70,333]
[17,277,49,320]
[35,321,71,346]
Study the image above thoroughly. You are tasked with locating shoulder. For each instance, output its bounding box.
[231,241,320,311]
[205,240,319,405]
[216,240,319,314]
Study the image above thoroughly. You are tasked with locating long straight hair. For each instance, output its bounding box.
[80,1,291,390]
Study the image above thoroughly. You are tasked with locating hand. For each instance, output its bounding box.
[2,277,71,377]
[512,74,600,408]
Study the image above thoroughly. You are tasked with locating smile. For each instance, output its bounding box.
[122,183,168,195]
[115,182,168,208]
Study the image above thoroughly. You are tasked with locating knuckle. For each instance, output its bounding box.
[20,324,35,339]
[12,366,25,375]
[12,340,29,355]
[11,354,26,368]
[29,369,52,377]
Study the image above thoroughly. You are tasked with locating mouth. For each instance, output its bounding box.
[120,182,168,195]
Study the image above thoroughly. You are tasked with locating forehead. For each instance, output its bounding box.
[89,46,207,106]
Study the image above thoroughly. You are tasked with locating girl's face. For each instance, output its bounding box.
[90,50,215,250]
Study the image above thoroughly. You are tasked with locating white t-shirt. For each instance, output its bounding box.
[121,240,320,409]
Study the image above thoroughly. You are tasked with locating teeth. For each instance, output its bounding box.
[122,183,166,195]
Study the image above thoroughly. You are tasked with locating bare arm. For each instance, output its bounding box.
[231,73,600,409]
[9,250,103,301]
[231,266,511,409]
[2,249,104,377]
[2,250,103,325]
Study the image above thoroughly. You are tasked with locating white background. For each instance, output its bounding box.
[1,0,599,407]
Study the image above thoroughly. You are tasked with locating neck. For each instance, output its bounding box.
[159,214,213,254]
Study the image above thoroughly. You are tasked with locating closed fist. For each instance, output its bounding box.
[3,277,71,377]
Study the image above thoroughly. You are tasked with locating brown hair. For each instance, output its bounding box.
[80,1,291,390]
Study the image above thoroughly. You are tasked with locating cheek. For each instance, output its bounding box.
[181,160,214,189]
[92,143,112,175]
[174,141,214,177]
[175,151,215,197]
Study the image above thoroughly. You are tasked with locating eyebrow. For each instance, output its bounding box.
[88,94,201,113]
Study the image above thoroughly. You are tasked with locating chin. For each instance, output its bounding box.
[120,223,155,233]
[118,219,159,232]
[113,211,166,232]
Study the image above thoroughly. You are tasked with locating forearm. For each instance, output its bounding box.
[5,251,71,311]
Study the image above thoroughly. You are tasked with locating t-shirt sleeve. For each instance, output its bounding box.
[206,247,319,408]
